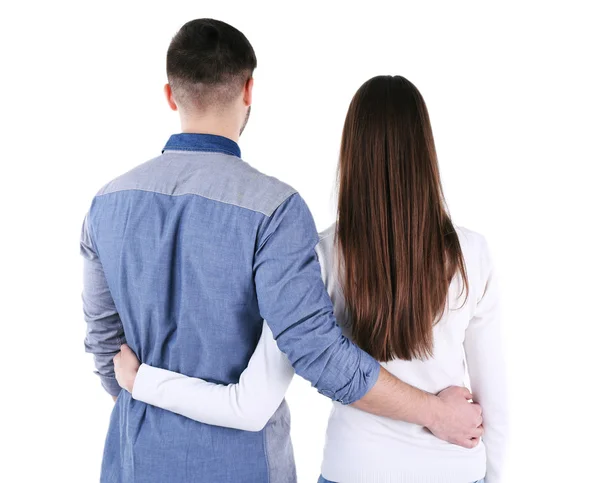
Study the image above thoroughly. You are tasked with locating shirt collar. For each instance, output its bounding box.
[163,133,241,158]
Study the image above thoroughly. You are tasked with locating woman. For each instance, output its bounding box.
[114,75,507,483]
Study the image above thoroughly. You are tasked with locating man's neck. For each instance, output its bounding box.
[180,114,240,143]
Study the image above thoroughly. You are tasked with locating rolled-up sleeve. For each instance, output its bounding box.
[253,193,380,404]
[80,212,125,397]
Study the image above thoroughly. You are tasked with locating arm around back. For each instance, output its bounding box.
[131,321,294,432]
[252,193,486,447]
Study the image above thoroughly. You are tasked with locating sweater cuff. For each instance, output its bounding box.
[132,363,159,404]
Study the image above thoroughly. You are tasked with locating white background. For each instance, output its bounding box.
[2,1,599,481]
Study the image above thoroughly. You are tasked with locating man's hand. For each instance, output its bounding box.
[426,386,484,448]
[113,344,141,393]
[352,368,483,449]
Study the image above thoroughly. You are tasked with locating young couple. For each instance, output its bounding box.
[81,18,507,483]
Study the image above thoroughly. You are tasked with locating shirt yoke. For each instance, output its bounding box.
[96,151,297,217]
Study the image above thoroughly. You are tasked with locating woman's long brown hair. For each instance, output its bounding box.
[337,75,468,362]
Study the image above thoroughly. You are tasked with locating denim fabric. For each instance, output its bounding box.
[81,133,380,482]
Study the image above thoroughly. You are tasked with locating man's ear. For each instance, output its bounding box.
[164,84,178,111]
[243,77,253,107]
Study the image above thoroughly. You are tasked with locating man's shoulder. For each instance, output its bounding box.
[226,156,297,217]
[94,155,163,197]
[92,152,297,218]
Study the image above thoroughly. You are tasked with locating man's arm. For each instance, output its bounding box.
[81,213,124,399]
[353,367,483,447]
[253,194,482,447]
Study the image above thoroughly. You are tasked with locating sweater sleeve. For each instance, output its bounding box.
[463,238,509,483]
[132,321,294,432]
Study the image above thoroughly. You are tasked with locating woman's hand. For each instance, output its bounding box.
[114,344,141,393]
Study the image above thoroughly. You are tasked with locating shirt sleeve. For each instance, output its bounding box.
[81,212,125,397]
[132,321,294,431]
[464,239,509,483]
[253,193,380,405]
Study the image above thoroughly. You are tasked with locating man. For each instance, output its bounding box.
[81,18,483,482]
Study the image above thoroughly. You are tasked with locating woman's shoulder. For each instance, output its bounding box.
[318,223,337,243]
[454,225,491,258]
[453,225,495,292]
[316,223,336,256]
[316,223,492,262]
[315,223,337,280]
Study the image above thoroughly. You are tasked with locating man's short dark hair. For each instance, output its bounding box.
[167,19,257,110]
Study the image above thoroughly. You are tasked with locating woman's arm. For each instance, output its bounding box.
[118,321,294,432]
[463,240,509,483]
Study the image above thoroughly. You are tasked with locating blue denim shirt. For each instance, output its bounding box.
[81,133,380,483]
